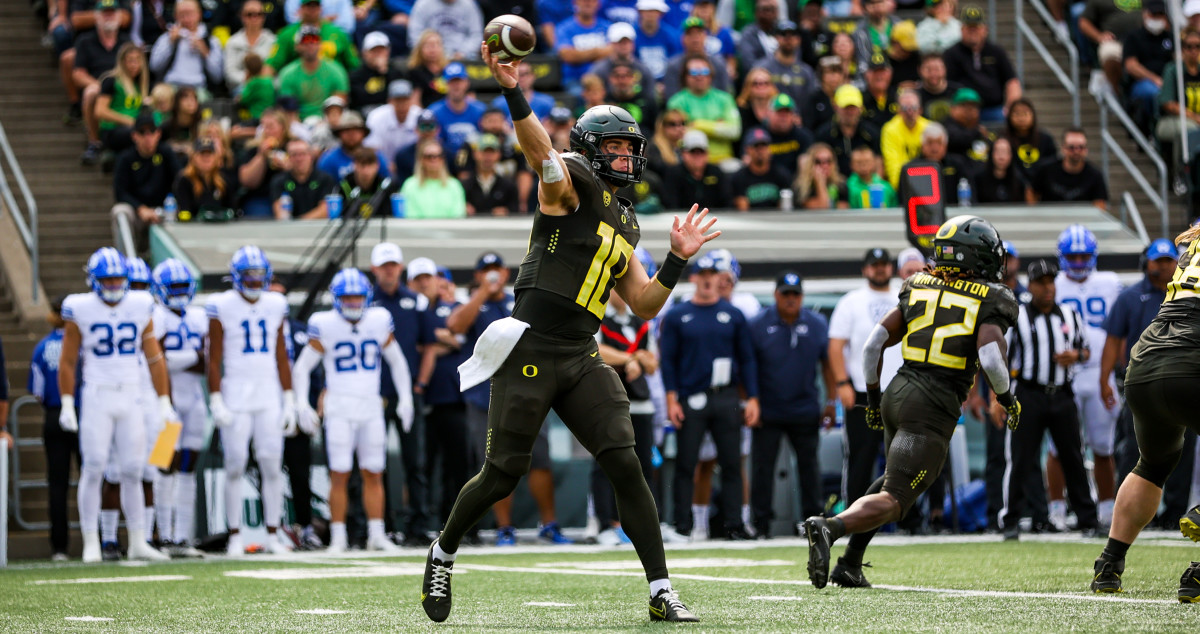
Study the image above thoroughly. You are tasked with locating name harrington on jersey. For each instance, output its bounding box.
[910,273,992,298]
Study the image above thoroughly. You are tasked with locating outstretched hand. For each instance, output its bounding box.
[669,205,721,259]
[480,42,519,89]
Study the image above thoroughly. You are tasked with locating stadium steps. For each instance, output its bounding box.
[0,0,115,307]
[989,2,1190,235]
[1,0,108,557]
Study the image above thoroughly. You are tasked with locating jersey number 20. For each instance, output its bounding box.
[333,341,381,372]
[901,289,981,370]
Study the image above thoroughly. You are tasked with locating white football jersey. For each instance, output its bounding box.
[63,290,156,387]
[155,303,209,398]
[1055,270,1121,373]
[308,307,393,397]
[206,290,289,382]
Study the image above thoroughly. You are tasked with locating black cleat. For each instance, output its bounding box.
[725,527,754,541]
[803,517,833,589]
[1181,505,1200,542]
[649,589,699,622]
[421,541,454,622]
[101,541,121,562]
[1090,557,1124,594]
[831,558,872,588]
[1179,562,1200,603]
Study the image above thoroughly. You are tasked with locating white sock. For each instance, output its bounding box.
[156,474,175,543]
[330,522,347,545]
[119,476,146,534]
[650,579,673,598]
[260,463,285,531]
[741,504,751,526]
[691,505,707,530]
[368,519,386,543]
[145,506,155,540]
[1049,500,1067,516]
[174,475,196,544]
[433,541,457,562]
[1098,499,1115,522]
[101,509,120,543]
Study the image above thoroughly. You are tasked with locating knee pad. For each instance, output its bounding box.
[1131,450,1183,488]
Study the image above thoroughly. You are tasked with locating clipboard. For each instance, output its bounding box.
[148,421,182,469]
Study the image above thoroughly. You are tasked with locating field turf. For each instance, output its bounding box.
[1,533,1195,632]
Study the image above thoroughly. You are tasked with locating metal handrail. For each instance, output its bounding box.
[1098,91,1170,238]
[1121,191,1151,245]
[1015,0,1081,127]
[8,395,75,532]
[2,444,8,567]
[0,121,39,302]
[114,208,138,260]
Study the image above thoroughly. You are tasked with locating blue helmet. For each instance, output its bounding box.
[230,245,272,299]
[330,268,373,321]
[152,258,196,310]
[706,248,741,282]
[1056,224,1098,282]
[125,257,152,288]
[86,247,129,303]
[634,246,656,278]
[1003,240,1019,258]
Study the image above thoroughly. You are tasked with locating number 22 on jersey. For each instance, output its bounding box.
[901,289,981,369]
[576,221,633,319]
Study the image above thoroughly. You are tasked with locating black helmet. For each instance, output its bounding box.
[932,215,1006,282]
[569,105,647,186]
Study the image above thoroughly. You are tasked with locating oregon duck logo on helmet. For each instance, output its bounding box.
[570,105,647,186]
[932,215,1006,282]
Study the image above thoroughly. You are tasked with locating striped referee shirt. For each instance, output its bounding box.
[1007,302,1089,388]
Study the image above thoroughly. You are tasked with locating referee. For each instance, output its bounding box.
[1000,259,1100,540]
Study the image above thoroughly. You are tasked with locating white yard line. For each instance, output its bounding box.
[295,609,348,615]
[457,563,1177,605]
[64,616,114,621]
[524,602,576,607]
[31,575,191,585]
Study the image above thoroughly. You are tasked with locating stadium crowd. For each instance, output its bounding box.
[55,0,1200,234]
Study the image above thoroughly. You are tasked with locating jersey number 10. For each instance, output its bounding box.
[576,221,633,319]
[901,289,982,370]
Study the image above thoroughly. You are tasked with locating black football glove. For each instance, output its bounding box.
[865,387,883,431]
[1004,399,1021,431]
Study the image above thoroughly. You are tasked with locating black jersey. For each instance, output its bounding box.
[1126,240,1200,384]
[895,272,1019,402]
[512,153,642,340]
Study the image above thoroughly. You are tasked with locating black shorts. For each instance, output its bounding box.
[879,372,960,512]
[1125,376,1198,487]
[484,330,635,476]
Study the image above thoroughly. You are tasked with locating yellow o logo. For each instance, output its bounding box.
[522,365,538,377]
[936,223,957,239]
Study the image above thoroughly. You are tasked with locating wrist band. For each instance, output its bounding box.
[502,84,533,122]
[655,252,688,290]
[995,391,1017,409]
[866,387,882,409]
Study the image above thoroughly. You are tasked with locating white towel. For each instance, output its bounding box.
[458,317,531,391]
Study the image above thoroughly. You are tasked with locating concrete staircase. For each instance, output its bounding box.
[1,0,112,559]
[991,1,1191,236]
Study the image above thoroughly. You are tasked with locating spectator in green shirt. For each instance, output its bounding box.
[846,145,898,208]
[666,54,742,165]
[400,140,467,218]
[277,25,350,120]
[238,53,276,120]
[268,0,361,73]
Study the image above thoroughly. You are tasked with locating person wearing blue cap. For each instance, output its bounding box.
[1100,238,1195,527]
[427,62,487,157]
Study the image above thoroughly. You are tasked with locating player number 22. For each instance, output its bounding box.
[901,289,981,370]
[576,221,633,319]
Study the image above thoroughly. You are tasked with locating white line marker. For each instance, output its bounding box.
[64,617,114,622]
[295,609,348,615]
[525,602,576,607]
[749,596,804,602]
[32,575,191,585]
[225,564,437,580]
[536,558,792,570]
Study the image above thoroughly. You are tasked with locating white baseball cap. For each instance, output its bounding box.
[363,31,390,50]
[637,0,669,12]
[608,22,637,43]
[897,247,926,268]
[371,242,403,267]
[406,257,438,281]
[1187,0,1200,17]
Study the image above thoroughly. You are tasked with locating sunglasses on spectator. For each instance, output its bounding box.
[688,68,712,76]
[423,152,444,159]
[1064,144,1086,150]
[900,104,919,112]
[243,11,264,17]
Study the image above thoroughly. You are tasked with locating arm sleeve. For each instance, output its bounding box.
[978,340,1011,396]
[861,323,889,386]
[291,343,322,404]
[381,339,413,408]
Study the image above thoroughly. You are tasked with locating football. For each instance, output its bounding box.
[484,14,537,61]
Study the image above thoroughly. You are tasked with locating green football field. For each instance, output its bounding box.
[1,533,1196,632]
